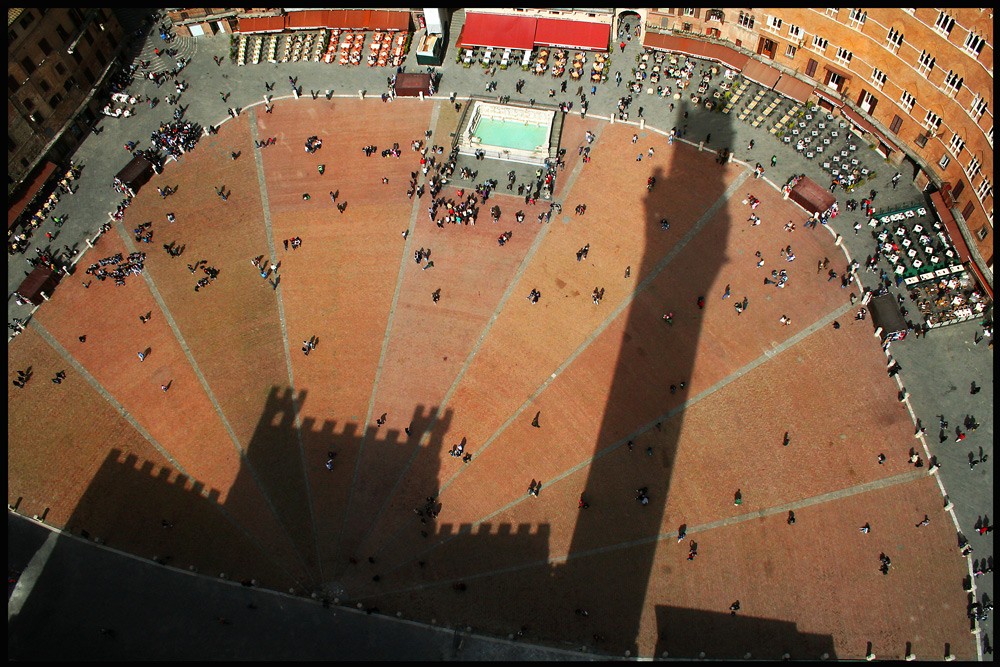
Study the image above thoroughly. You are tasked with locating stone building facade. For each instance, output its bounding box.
[8,8,124,190]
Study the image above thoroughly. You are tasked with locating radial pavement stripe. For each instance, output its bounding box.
[428,165,755,494]
[26,316,309,590]
[355,118,612,564]
[247,106,324,585]
[334,99,444,572]
[357,468,928,600]
[371,297,854,576]
[116,217,318,586]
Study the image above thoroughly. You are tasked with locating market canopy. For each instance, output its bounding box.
[367,9,410,31]
[774,74,815,104]
[869,293,908,340]
[788,176,836,215]
[115,154,155,193]
[393,72,433,97]
[534,18,610,51]
[460,12,537,50]
[741,59,781,88]
[15,265,60,306]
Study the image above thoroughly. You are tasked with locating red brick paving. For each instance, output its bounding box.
[256,100,436,578]
[7,327,296,589]
[341,188,545,564]
[6,98,975,659]
[28,153,316,589]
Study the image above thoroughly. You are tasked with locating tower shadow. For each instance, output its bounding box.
[547,97,833,657]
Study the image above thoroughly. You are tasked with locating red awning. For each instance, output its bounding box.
[814,87,844,107]
[534,18,610,51]
[8,161,58,230]
[642,33,747,70]
[823,63,852,81]
[701,43,748,70]
[237,16,285,33]
[461,12,536,49]
[341,9,371,29]
[285,10,328,30]
[741,59,781,88]
[382,10,411,31]
[841,107,898,152]
[774,75,815,104]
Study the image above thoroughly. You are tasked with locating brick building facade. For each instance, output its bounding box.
[8,8,124,191]
[639,8,992,270]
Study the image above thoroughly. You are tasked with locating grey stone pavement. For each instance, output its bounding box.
[7,512,599,661]
[8,7,993,659]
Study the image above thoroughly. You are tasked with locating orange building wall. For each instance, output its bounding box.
[644,8,993,267]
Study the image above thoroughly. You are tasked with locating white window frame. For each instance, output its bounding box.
[886,28,903,54]
[835,47,853,66]
[942,71,964,99]
[825,8,839,18]
[933,11,955,38]
[923,110,943,133]
[737,11,754,30]
[848,9,867,30]
[871,67,887,91]
[963,32,986,58]
[975,177,991,202]
[899,90,916,113]
[683,8,696,17]
[765,15,782,33]
[787,24,802,40]
[812,35,828,53]
[917,51,935,78]
[859,90,878,113]
[948,133,965,156]
[785,44,797,59]
[966,156,981,179]
[938,154,951,169]
[969,95,987,122]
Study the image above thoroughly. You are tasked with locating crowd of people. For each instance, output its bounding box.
[150,120,200,158]
[84,251,147,287]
